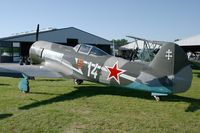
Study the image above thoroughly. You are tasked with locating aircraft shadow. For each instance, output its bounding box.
[19,85,200,112]
[162,95,200,112]
[29,91,59,95]
[0,113,13,120]
[35,79,66,82]
[0,84,10,86]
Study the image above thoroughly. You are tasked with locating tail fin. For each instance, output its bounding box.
[150,43,192,93]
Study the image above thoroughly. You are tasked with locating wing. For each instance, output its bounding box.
[0,66,24,78]
[126,35,171,46]
[0,63,63,78]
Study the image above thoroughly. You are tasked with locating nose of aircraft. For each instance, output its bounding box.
[29,42,43,64]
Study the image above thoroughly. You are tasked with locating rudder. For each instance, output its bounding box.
[149,43,192,93]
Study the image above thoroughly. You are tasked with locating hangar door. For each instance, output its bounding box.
[0,41,13,63]
[20,42,33,57]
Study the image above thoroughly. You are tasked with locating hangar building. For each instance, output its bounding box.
[175,34,200,53]
[0,27,112,63]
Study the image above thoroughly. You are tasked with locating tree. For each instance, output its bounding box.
[111,39,129,56]
[111,39,128,49]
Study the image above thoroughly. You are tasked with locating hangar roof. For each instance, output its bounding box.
[0,27,112,45]
[176,34,200,46]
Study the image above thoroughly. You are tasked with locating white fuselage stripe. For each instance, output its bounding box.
[82,59,136,82]
[61,61,83,75]
[120,74,136,81]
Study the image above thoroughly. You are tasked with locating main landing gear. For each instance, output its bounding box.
[18,74,30,93]
[74,79,83,85]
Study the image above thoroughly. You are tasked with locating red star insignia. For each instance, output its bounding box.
[105,61,126,84]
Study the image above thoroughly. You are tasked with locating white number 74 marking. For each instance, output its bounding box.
[87,62,100,79]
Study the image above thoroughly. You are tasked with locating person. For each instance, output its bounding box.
[25,56,31,65]
[19,56,24,65]
[129,48,139,61]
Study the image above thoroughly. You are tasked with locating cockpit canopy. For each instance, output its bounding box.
[74,44,109,56]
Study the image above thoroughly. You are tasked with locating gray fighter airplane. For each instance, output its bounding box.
[0,39,192,101]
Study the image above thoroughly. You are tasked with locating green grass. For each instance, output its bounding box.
[0,71,200,133]
[190,61,200,70]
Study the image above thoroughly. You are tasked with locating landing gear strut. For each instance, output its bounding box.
[151,93,168,101]
[153,95,160,101]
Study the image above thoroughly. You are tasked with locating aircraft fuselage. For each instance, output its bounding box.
[30,41,192,96]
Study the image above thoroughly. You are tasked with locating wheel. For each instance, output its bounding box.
[74,79,83,85]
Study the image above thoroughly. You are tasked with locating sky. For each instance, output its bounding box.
[0,0,200,41]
